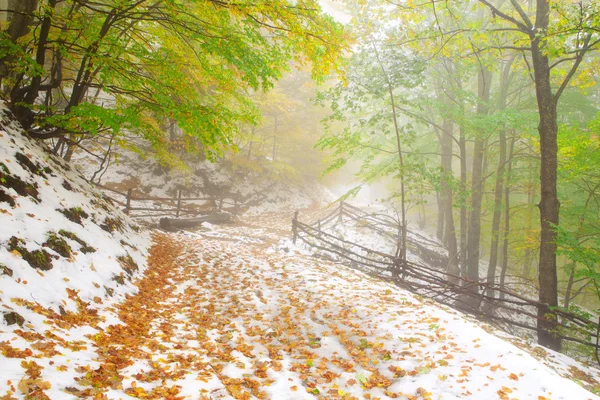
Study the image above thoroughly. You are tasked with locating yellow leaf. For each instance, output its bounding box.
[18,379,30,393]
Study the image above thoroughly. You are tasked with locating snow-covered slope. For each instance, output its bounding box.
[0,106,149,329]
[74,144,335,219]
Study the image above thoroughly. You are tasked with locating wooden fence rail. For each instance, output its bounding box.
[292,202,600,364]
[95,184,241,218]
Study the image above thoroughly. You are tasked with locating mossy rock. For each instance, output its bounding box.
[101,216,124,233]
[43,232,72,258]
[118,254,138,276]
[59,207,89,225]
[0,188,15,207]
[3,311,24,327]
[58,230,96,254]
[8,236,53,271]
[0,263,13,277]
[15,152,46,178]
[0,162,40,201]
[62,180,73,191]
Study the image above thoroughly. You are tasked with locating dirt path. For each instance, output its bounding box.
[54,228,598,400]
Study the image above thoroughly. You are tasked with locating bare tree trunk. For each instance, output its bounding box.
[1,0,38,92]
[5,0,37,44]
[486,56,514,297]
[531,0,561,352]
[563,262,576,309]
[466,68,492,285]
[486,132,506,297]
[455,74,468,278]
[440,118,459,282]
[436,193,445,242]
[499,136,515,300]
[372,41,407,261]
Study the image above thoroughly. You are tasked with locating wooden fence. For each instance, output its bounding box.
[95,184,242,218]
[292,201,600,364]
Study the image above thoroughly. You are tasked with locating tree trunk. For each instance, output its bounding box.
[486,56,514,297]
[22,0,57,107]
[466,67,492,285]
[486,131,506,297]
[455,74,468,278]
[5,0,37,44]
[563,262,576,310]
[436,193,445,243]
[499,135,515,300]
[440,118,459,283]
[531,0,561,352]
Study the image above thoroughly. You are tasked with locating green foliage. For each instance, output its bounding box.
[1,0,348,164]
[44,232,72,258]
[8,237,53,271]
[556,114,600,305]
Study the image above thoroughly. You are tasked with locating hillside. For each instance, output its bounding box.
[73,143,335,221]
[0,105,151,396]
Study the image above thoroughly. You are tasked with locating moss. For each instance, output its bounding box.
[118,254,138,276]
[43,232,72,258]
[59,207,89,225]
[3,311,24,327]
[0,188,15,207]
[104,286,115,297]
[58,230,96,254]
[0,263,13,277]
[15,152,46,178]
[101,216,124,233]
[91,198,111,212]
[0,162,40,201]
[8,236,53,271]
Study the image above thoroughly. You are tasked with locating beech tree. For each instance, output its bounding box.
[0,0,347,164]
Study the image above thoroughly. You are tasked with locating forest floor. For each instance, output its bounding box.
[2,213,600,400]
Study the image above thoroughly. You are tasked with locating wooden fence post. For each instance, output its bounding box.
[292,211,299,244]
[338,201,344,224]
[125,188,133,215]
[176,190,182,218]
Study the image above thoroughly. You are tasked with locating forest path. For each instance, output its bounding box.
[62,227,597,400]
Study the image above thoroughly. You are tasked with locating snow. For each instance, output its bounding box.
[73,141,336,222]
[0,106,150,397]
[1,105,599,399]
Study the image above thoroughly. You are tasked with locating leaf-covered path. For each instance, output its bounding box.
[67,229,597,399]
[3,224,599,399]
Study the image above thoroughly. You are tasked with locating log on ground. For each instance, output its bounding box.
[159,212,232,230]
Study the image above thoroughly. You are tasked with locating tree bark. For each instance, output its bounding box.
[486,56,514,297]
[5,0,37,44]
[440,118,459,283]
[436,192,445,242]
[531,0,561,352]
[466,67,492,284]
[499,135,515,300]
